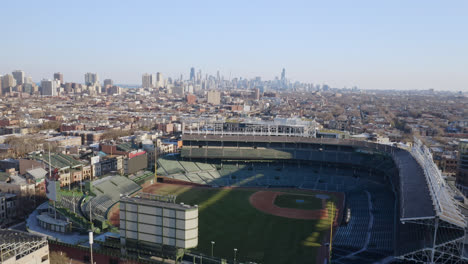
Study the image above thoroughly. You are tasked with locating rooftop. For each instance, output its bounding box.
[30,153,83,169]
[121,196,198,211]
[0,229,45,244]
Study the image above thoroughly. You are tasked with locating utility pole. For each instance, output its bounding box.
[89,198,94,264]
[49,143,57,220]
[89,231,94,264]
[211,241,215,257]
[329,202,334,263]
[234,248,237,264]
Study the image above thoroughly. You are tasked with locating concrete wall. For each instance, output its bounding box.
[120,200,198,249]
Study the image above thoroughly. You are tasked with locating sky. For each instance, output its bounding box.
[1,0,467,91]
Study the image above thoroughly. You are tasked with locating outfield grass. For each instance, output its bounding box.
[150,184,338,264]
[274,193,323,210]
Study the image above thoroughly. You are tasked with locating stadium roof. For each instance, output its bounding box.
[394,149,435,220]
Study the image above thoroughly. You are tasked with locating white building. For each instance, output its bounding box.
[207,90,221,105]
[156,72,164,88]
[1,74,16,89]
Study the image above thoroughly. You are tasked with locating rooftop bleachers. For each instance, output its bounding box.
[82,176,141,221]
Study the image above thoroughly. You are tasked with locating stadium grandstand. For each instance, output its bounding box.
[81,176,141,222]
[155,133,467,263]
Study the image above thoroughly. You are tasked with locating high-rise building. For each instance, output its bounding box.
[1,74,16,89]
[53,72,63,83]
[104,79,113,87]
[24,76,33,84]
[197,70,202,82]
[142,73,156,88]
[207,90,221,105]
[190,67,195,82]
[186,93,196,104]
[456,139,468,196]
[107,85,121,95]
[156,72,163,88]
[12,70,25,85]
[41,79,57,96]
[84,72,99,86]
[281,68,286,81]
[254,88,260,100]
[172,85,184,96]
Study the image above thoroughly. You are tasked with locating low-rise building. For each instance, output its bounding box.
[0,193,17,225]
[0,230,49,264]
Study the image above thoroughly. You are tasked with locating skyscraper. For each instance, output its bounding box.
[197,70,202,82]
[41,79,57,96]
[281,68,286,81]
[190,67,195,82]
[142,73,156,88]
[85,73,99,86]
[156,72,163,88]
[53,72,63,83]
[12,70,25,85]
[104,79,113,87]
[1,74,16,89]
[24,76,33,84]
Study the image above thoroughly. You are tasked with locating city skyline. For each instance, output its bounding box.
[1,0,468,91]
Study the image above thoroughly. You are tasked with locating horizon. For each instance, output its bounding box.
[1,0,468,91]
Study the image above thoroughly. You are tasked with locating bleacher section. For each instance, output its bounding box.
[81,176,141,222]
[332,188,395,264]
[57,191,83,214]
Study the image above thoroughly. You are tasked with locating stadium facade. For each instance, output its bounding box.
[154,132,468,264]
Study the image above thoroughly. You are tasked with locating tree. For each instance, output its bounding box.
[101,129,134,141]
[39,121,61,131]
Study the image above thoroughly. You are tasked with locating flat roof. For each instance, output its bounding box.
[394,149,435,219]
[120,196,197,211]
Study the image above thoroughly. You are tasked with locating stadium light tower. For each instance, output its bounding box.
[211,241,215,257]
[234,248,238,264]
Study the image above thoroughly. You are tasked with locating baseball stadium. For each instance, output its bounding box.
[134,133,467,264]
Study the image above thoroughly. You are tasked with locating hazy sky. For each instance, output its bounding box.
[1,0,467,90]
